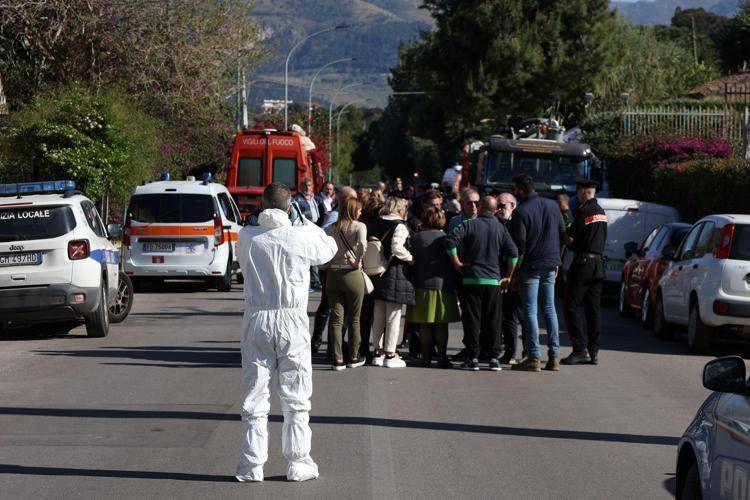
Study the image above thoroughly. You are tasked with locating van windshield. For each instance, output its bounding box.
[0,206,76,242]
[129,194,215,223]
[731,224,750,261]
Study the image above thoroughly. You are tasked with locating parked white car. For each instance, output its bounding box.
[654,214,750,353]
[597,198,680,285]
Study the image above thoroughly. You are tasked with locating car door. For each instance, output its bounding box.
[629,226,665,305]
[216,192,241,264]
[81,201,119,301]
[689,220,717,311]
[663,222,704,323]
[709,393,750,499]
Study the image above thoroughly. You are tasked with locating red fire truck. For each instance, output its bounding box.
[225,128,327,217]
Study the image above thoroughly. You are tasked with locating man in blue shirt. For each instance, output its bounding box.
[509,174,567,372]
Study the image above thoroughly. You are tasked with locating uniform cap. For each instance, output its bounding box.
[574,177,599,189]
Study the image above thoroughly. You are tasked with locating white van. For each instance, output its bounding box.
[597,198,680,284]
[121,175,243,291]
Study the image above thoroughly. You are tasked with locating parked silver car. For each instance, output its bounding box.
[677,356,750,499]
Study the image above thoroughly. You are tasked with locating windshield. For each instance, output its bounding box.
[129,194,215,223]
[0,206,77,242]
[485,151,586,186]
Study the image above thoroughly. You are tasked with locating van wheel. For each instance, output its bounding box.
[618,281,633,317]
[85,282,109,338]
[653,293,673,340]
[109,272,134,324]
[688,301,713,355]
[214,259,232,292]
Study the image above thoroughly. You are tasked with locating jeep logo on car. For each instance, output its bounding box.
[8,244,24,252]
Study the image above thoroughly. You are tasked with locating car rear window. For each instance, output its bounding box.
[731,224,750,261]
[0,206,76,241]
[129,194,215,223]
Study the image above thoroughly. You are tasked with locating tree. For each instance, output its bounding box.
[0,0,265,175]
[1,86,161,203]
[718,1,750,73]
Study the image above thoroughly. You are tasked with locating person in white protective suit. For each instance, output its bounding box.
[235,182,337,482]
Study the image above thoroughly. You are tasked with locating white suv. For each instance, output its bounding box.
[654,214,750,353]
[0,181,120,337]
[120,176,243,291]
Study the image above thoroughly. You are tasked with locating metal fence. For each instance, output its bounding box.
[621,105,743,145]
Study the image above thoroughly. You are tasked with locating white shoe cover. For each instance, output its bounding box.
[287,458,319,482]
[235,465,264,482]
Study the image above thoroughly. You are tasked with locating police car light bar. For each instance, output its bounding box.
[0,180,76,196]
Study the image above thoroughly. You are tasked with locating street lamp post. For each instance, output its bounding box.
[284,24,348,131]
[328,83,363,178]
[308,57,355,134]
[335,99,368,181]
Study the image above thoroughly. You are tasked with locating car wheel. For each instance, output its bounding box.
[680,462,701,500]
[109,272,134,324]
[618,281,633,317]
[653,293,673,340]
[687,301,713,355]
[640,287,653,327]
[214,258,232,292]
[85,281,109,338]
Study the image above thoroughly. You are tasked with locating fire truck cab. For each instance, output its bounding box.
[226,129,315,218]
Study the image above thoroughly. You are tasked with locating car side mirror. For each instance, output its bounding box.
[624,241,639,258]
[107,223,122,239]
[703,356,750,395]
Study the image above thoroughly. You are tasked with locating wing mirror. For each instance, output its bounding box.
[107,223,122,240]
[624,241,639,259]
[703,356,750,395]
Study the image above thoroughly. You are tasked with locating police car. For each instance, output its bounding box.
[677,356,750,500]
[119,173,242,291]
[0,180,120,337]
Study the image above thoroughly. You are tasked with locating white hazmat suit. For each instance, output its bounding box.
[235,208,336,482]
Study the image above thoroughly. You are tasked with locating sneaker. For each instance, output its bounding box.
[498,353,514,365]
[561,350,591,365]
[589,351,599,365]
[452,347,468,362]
[372,354,385,367]
[511,357,542,372]
[460,358,480,371]
[488,358,502,371]
[383,355,406,368]
[311,340,322,355]
[331,361,346,371]
[347,356,366,368]
[545,357,561,371]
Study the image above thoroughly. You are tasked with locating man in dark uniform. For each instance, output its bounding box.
[562,178,607,365]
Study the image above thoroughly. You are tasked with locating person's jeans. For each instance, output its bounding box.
[519,269,560,359]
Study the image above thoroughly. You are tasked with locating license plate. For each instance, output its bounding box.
[142,242,175,253]
[0,252,42,267]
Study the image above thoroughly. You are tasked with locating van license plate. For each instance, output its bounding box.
[0,252,42,267]
[143,242,175,253]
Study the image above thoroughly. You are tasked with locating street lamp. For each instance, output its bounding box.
[328,82,363,175]
[308,57,356,134]
[334,98,369,181]
[284,24,349,131]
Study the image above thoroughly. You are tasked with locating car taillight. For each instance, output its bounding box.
[714,224,735,259]
[123,213,131,247]
[68,239,90,260]
[214,213,224,246]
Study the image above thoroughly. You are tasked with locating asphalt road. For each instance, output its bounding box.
[0,281,717,499]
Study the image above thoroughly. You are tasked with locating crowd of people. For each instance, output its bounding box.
[293,172,608,373]
[234,175,607,482]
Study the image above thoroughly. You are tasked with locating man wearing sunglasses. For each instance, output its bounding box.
[448,188,480,233]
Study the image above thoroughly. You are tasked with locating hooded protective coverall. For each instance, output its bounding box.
[235,208,337,482]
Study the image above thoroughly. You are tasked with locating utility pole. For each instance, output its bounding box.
[691,16,698,65]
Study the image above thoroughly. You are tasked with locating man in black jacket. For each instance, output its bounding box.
[509,174,567,372]
[446,196,518,371]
